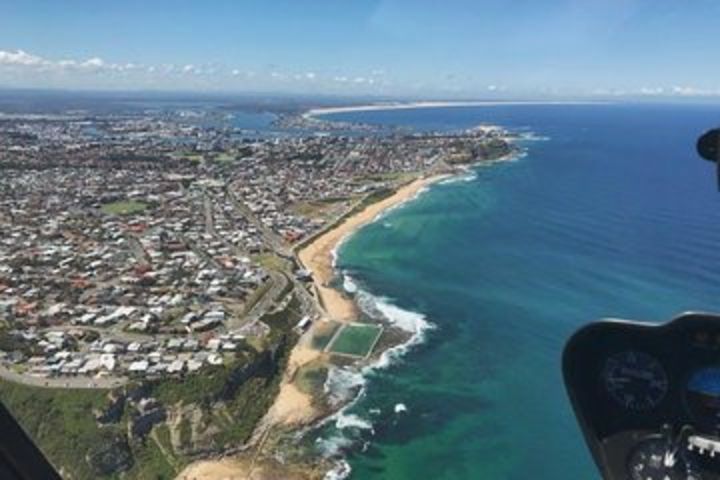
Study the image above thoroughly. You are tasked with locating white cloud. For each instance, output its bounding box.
[594,85,720,97]
[81,57,105,69]
[0,49,46,67]
[0,49,138,74]
[0,48,395,93]
[672,86,695,95]
[669,85,720,96]
[639,86,664,95]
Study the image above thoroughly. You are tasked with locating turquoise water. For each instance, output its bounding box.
[316,104,720,479]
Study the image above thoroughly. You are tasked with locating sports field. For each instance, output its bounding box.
[101,200,148,215]
[327,323,383,357]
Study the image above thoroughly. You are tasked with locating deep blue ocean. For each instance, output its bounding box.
[313,104,720,479]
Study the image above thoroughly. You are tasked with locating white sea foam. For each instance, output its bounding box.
[313,290,434,479]
[439,172,478,185]
[314,291,433,462]
[315,259,440,479]
[330,232,353,269]
[342,273,358,294]
[373,296,430,335]
[324,365,366,408]
[323,459,352,480]
[313,375,371,479]
[335,412,374,432]
[347,284,434,375]
[316,434,355,457]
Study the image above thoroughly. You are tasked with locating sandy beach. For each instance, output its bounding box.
[303,100,598,119]
[297,174,445,322]
[177,459,252,480]
[177,458,309,480]
[263,346,320,426]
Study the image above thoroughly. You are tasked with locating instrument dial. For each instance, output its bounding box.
[627,437,702,480]
[604,351,668,411]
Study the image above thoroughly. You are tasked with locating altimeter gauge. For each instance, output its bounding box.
[603,351,669,411]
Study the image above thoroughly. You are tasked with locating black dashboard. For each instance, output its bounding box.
[564,312,720,480]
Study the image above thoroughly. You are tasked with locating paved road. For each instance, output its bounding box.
[0,363,126,389]
[203,190,215,235]
[238,271,291,326]
[226,187,291,256]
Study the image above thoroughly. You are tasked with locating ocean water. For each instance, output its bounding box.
[313,104,720,479]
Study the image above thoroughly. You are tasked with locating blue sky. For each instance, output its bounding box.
[1,0,720,98]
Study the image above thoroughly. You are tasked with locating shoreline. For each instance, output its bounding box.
[303,100,601,119]
[297,174,447,323]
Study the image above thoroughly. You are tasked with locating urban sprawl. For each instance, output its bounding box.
[0,108,514,389]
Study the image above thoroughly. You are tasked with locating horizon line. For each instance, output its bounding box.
[0,86,720,107]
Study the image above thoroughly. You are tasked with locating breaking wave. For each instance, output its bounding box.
[323,365,366,408]
[314,278,435,479]
[336,413,374,432]
[342,274,358,294]
[323,459,352,480]
[439,172,478,184]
